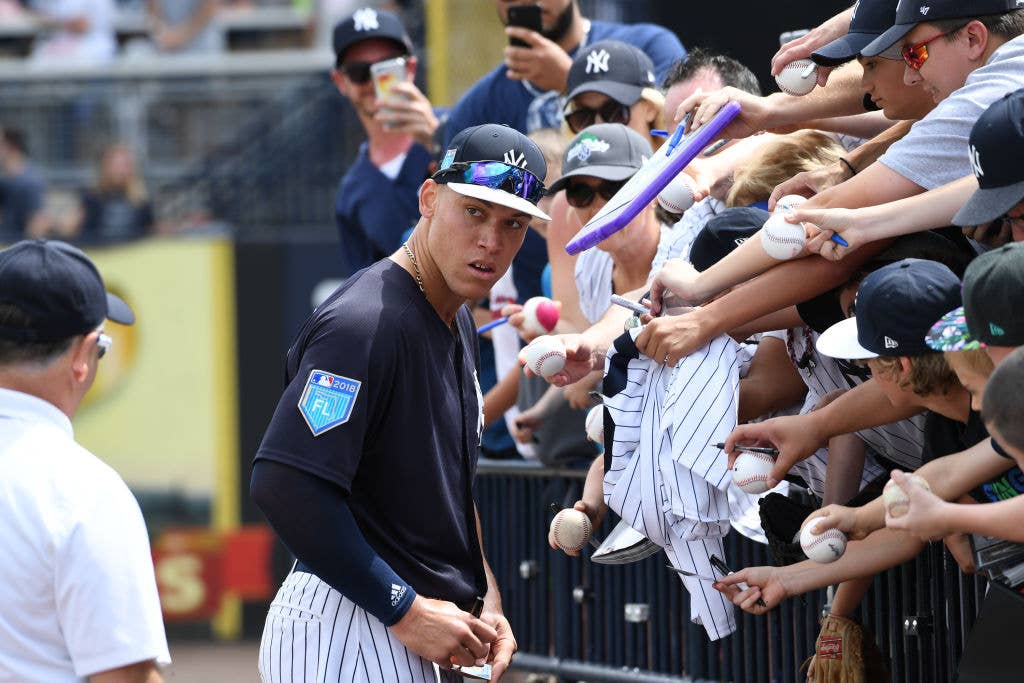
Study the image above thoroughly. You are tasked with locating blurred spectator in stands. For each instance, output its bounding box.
[28,0,116,65]
[330,7,436,277]
[70,143,154,244]
[0,128,48,243]
[146,0,224,54]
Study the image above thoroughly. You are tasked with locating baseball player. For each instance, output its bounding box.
[0,240,169,682]
[251,124,551,682]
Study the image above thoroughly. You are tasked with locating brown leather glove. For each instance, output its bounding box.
[803,614,890,683]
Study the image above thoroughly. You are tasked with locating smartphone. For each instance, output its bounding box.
[370,56,408,102]
[507,4,542,47]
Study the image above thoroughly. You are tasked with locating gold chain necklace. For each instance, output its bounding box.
[402,242,424,293]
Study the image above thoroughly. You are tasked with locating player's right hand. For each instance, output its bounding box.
[712,566,788,615]
[725,415,826,489]
[519,334,598,387]
[390,596,497,668]
[802,504,872,541]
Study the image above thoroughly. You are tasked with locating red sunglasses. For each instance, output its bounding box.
[901,28,958,70]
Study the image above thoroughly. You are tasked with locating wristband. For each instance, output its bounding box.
[839,157,857,178]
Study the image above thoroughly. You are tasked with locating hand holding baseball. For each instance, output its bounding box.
[770,7,853,86]
[725,416,826,488]
[518,334,599,387]
[548,506,593,556]
[788,206,869,261]
[802,504,873,542]
[884,470,951,541]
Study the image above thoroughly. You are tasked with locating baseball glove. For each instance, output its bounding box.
[802,614,890,683]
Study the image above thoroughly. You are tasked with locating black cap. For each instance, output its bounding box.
[964,242,1024,346]
[953,88,1024,226]
[436,124,550,220]
[812,0,899,66]
[0,240,134,343]
[689,207,768,272]
[816,259,961,359]
[862,0,1020,57]
[547,123,651,194]
[565,40,656,105]
[332,7,412,64]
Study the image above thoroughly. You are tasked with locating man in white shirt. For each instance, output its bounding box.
[0,240,169,683]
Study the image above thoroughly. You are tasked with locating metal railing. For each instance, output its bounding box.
[475,459,985,682]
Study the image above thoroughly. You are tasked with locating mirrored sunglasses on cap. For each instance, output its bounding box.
[433,161,545,204]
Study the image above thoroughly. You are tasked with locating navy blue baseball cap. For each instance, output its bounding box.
[0,240,134,343]
[548,123,651,194]
[566,40,656,105]
[332,7,413,64]
[434,124,550,220]
[953,88,1024,226]
[816,258,961,359]
[812,0,900,66]
[862,0,1021,57]
[689,207,768,272]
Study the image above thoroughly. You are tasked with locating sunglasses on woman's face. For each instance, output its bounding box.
[564,179,626,208]
[564,99,631,134]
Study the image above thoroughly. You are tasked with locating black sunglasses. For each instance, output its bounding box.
[564,99,631,134]
[565,179,627,208]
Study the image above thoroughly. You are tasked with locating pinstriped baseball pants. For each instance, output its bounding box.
[258,570,457,683]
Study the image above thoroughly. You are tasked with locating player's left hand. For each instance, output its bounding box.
[480,610,517,680]
[503,27,573,92]
[712,566,789,615]
[635,308,712,367]
[884,470,954,541]
[374,81,440,151]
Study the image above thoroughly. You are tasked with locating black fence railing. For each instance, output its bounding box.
[475,459,986,682]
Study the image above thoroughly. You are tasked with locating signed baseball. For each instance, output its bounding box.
[800,519,848,563]
[775,58,818,96]
[551,508,593,553]
[773,194,807,215]
[585,404,604,444]
[523,336,566,378]
[657,173,697,215]
[883,474,932,518]
[521,296,560,336]
[731,451,775,494]
[760,213,806,260]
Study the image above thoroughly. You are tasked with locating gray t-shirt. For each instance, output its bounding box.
[879,35,1024,189]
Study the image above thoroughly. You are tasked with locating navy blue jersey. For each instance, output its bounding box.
[334,143,435,277]
[255,259,486,604]
[443,20,686,144]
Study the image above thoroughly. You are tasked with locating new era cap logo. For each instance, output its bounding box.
[990,322,1006,336]
[919,5,930,15]
[969,145,984,179]
[586,49,611,74]
[353,8,380,31]
[884,336,899,349]
[503,149,527,168]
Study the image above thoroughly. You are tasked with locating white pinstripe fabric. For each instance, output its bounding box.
[258,571,453,683]
[602,331,742,640]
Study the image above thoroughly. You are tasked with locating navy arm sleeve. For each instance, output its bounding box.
[251,459,416,626]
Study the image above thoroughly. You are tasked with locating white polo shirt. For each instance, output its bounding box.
[0,388,170,682]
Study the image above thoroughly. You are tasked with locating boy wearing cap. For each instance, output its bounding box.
[0,241,169,682]
[253,124,550,682]
[331,8,439,278]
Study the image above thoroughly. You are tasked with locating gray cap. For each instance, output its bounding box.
[548,123,652,194]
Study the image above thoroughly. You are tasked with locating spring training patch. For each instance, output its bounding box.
[298,370,362,436]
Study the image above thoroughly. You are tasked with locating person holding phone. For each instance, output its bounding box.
[330,7,440,278]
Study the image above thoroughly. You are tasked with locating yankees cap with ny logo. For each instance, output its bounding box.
[954,88,1024,226]
[566,40,656,105]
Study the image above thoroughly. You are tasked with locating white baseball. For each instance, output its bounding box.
[773,194,807,215]
[760,213,806,260]
[775,58,818,96]
[551,508,593,553]
[657,173,697,215]
[585,404,604,444]
[731,451,775,494]
[521,296,560,336]
[522,336,566,378]
[800,519,848,563]
[883,474,932,518]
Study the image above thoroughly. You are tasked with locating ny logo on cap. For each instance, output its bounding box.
[919,5,930,15]
[969,145,984,179]
[504,149,527,168]
[884,336,899,349]
[586,49,611,74]
[353,8,380,31]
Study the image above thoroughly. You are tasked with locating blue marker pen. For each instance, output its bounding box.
[665,124,685,156]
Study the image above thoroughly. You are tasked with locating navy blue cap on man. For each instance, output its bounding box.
[565,40,657,105]
[689,207,768,272]
[434,124,550,220]
[816,258,961,359]
[862,0,1021,57]
[332,7,413,65]
[953,88,1024,226]
[812,0,901,66]
[0,240,134,343]
[547,123,651,194]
